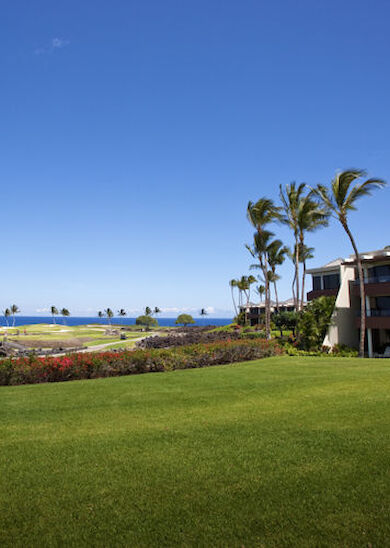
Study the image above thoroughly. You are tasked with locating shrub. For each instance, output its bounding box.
[297,296,335,351]
[135,315,158,328]
[175,314,195,326]
[0,339,283,386]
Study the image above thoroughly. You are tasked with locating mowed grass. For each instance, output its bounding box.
[1,357,389,547]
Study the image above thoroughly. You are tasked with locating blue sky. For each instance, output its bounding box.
[1,0,389,317]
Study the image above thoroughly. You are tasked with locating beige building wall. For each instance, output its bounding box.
[323,265,358,349]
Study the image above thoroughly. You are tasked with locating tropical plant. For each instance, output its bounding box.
[229,279,239,316]
[60,308,70,325]
[153,306,161,317]
[297,296,335,351]
[98,311,104,321]
[267,239,288,311]
[199,308,208,323]
[117,309,127,317]
[273,310,298,337]
[255,284,265,303]
[313,169,386,357]
[105,308,114,325]
[145,306,152,316]
[3,308,11,328]
[176,314,195,326]
[50,306,58,325]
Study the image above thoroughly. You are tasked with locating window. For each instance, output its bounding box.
[323,273,340,290]
[313,276,321,291]
[376,297,390,310]
[369,265,390,280]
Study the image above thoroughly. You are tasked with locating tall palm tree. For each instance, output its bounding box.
[247,198,280,338]
[246,229,274,337]
[10,304,20,328]
[267,239,288,311]
[145,306,152,316]
[153,306,161,317]
[255,285,265,303]
[98,311,104,322]
[279,182,306,311]
[229,279,239,316]
[3,308,11,327]
[299,244,314,309]
[105,308,114,325]
[297,193,329,309]
[50,306,58,324]
[60,308,70,325]
[313,169,386,357]
[200,308,208,323]
[117,309,127,317]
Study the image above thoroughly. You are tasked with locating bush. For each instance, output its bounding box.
[137,329,262,349]
[297,296,335,351]
[175,314,195,326]
[135,315,158,328]
[0,339,283,386]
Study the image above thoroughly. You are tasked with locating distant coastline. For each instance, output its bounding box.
[0,316,232,328]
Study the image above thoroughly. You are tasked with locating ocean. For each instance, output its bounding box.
[0,316,232,328]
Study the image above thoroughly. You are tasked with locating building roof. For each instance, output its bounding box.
[307,247,390,273]
[306,258,343,275]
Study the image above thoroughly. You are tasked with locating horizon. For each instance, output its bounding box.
[1,0,389,314]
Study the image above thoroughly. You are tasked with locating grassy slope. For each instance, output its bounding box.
[1,356,389,547]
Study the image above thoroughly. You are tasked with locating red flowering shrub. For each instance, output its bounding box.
[0,339,283,386]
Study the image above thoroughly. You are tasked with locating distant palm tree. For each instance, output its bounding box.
[255,285,265,303]
[3,308,11,327]
[145,306,152,316]
[200,308,208,323]
[267,239,288,311]
[51,306,58,324]
[117,309,127,317]
[60,308,70,325]
[98,311,104,322]
[229,279,239,316]
[313,169,386,357]
[153,306,161,317]
[10,304,20,327]
[105,308,114,325]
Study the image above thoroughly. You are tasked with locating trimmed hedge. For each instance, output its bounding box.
[0,339,282,386]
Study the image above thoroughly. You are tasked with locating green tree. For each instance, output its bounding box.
[153,306,161,317]
[297,296,335,351]
[3,308,11,327]
[105,308,114,325]
[97,311,104,321]
[117,309,127,317]
[136,315,158,329]
[255,284,265,303]
[229,279,239,316]
[273,310,298,337]
[60,308,70,325]
[145,306,152,316]
[51,306,58,325]
[247,198,280,338]
[313,169,386,357]
[199,308,208,323]
[176,314,195,326]
[267,239,288,311]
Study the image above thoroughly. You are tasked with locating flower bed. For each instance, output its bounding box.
[0,339,282,386]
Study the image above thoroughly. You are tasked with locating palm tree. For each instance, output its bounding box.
[255,285,265,303]
[297,192,329,309]
[313,169,386,357]
[50,306,58,324]
[267,239,288,311]
[153,306,161,317]
[200,308,208,324]
[246,229,274,337]
[145,306,152,316]
[98,311,104,322]
[299,244,314,310]
[105,308,114,325]
[10,304,20,328]
[3,308,11,327]
[60,308,70,325]
[279,182,306,311]
[247,198,280,338]
[117,309,127,317]
[229,279,239,316]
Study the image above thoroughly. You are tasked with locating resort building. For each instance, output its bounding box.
[307,247,390,357]
[240,298,296,326]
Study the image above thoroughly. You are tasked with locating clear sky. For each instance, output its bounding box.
[1,0,389,317]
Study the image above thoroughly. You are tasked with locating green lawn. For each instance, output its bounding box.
[1,356,389,546]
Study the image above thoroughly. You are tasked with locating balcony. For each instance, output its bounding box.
[306,288,338,301]
[355,309,390,329]
[353,275,390,285]
[351,277,390,297]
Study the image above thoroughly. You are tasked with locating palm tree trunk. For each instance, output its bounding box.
[342,221,365,357]
[301,261,307,311]
[263,255,271,339]
[295,237,300,311]
[12,314,15,328]
[231,286,238,317]
[291,270,296,307]
[273,281,279,312]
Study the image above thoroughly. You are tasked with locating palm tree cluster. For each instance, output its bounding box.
[234,169,386,355]
[50,306,71,325]
[3,305,20,327]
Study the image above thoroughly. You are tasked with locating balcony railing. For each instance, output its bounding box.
[353,275,390,285]
[356,309,390,317]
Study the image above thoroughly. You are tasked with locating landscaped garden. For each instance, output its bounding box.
[1,356,389,546]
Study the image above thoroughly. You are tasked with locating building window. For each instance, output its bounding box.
[313,276,321,290]
[376,297,390,310]
[368,265,390,280]
[323,273,340,290]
